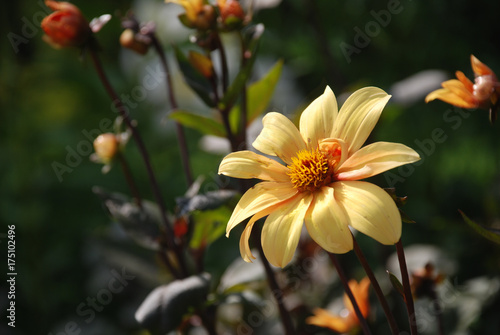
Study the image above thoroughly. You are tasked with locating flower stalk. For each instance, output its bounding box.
[328,253,372,335]
[396,239,418,335]
[352,234,400,335]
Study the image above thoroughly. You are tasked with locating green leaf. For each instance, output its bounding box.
[228,59,283,133]
[219,24,265,111]
[189,207,232,250]
[169,110,226,137]
[135,273,211,335]
[459,210,500,244]
[174,46,215,107]
[93,187,161,250]
[387,270,405,298]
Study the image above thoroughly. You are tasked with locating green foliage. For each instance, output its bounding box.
[460,210,500,245]
[169,110,226,137]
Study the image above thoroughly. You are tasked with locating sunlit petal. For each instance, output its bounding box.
[425,88,478,108]
[305,187,353,253]
[261,193,313,267]
[219,151,290,182]
[334,181,401,245]
[299,86,338,149]
[306,308,352,333]
[332,87,391,155]
[239,202,283,262]
[442,80,477,104]
[455,71,474,92]
[226,182,297,236]
[252,112,307,165]
[336,142,421,180]
[471,54,494,76]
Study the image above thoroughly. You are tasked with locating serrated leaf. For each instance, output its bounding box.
[387,270,405,298]
[219,24,265,111]
[169,110,226,137]
[176,189,237,217]
[93,187,161,250]
[174,46,215,107]
[459,210,500,245]
[135,273,211,335]
[228,59,283,133]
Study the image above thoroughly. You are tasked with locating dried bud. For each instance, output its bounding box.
[41,1,91,49]
[120,29,150,55]
[188,51,214,78]
[93,133,119,164]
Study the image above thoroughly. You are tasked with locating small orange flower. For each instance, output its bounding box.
[425,55,500,111]
[307,277,371,333]
[41,1,91,48]
[411,263,444,299]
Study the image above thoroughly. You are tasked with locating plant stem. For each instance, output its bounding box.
[396,239,418,335]
[351,235,400,335]
[328,253,372,335]
[88,48,189,278]
[117,152,143,209]
[150,34,193,187]
[252,228,296,335]
[215,32,229,93]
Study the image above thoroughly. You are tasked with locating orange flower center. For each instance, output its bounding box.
[287,149,336,192]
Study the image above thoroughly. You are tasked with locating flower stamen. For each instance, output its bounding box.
[287,149,332,192]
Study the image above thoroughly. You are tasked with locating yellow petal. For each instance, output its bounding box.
[334,181,401,245]
[305,187,353,253]
[261,193,313,267]
[336,142,420,180]
[239,202,283,263]
[219,151,290,182]
[425,88,478,108]
[306,308,353,333]
[226,181,297,236]
[252,112,306,165]
[441,79,476,104]
[332,87,391,156]
[299,86,338,148]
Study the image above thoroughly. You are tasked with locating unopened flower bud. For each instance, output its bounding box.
[217,0,245,29]
[93,133,119,164]
[167,0,216,30]
[120,29,150,55]
[41,1,91,49]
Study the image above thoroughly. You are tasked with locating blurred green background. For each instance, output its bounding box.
[2,0,500,334]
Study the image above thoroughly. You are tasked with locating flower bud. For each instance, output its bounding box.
[93,133,119,164]
[217,0,245,29]
[167,0,216,30]
[120,29,150,55]
[41,1,91,49]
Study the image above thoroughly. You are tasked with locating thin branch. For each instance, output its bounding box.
[396,239,418,335]
[329,253,372,335]
[352,235,400,335]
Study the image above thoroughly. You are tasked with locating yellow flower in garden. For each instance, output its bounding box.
[425,55,500,110]
[218,86,420,267]
[307,277,371,333]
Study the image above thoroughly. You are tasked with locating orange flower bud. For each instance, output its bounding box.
[93,133,119,164]
[217,0,245,29]
[120,29,150,55]
[167,0,216,30]
[41,1,91,48]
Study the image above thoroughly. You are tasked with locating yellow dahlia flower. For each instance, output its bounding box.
[218,86,420,267]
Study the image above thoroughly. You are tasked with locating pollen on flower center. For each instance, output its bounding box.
[287,149,333,192]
